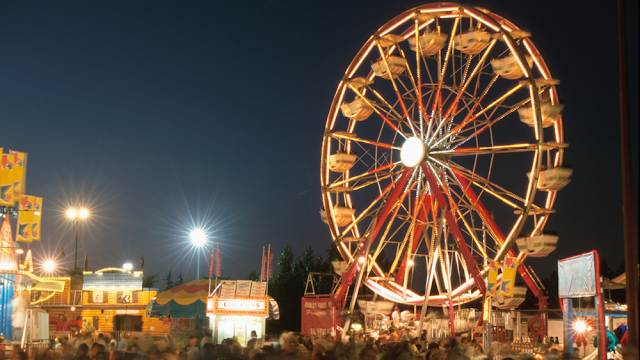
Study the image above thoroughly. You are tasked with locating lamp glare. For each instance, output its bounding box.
[190,229,206,247]
[401,137,425,167]
[79,209,88,218]
[123,263,133,271]
[44,260,56,272]
[67,209,76,218]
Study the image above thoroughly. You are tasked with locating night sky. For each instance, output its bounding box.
[1,1,637,287]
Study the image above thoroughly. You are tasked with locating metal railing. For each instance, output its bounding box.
[25,341,51,360]
[49,331,145,342]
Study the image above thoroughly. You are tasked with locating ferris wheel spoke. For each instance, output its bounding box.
[426,16,460,137]
[446,161,528,210]
[432,81,523,149]
[374,41,418,136]
[331,131,399,150]
[441,39,498,124]
[438,179,490,261]
[422,162,486,294]
[327,162,400,189]
[450,169,527,260]
[412,17,426,137]
[447,96,532,150]
[347,84,407,137]
[434,142,539,156]
[337,180,397,242]
[365,87,409,127]
[394,192,433,286]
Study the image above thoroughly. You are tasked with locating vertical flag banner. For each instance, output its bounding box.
[268,244,274,279]
[488,260,500,297]
[500,256,520,297]
[0,154,16,205]
[9,151,27,202]
[17,195,35,242]
[215,243,221,277]
[31,197,42,241]
[261,247,267,281]
[208,246,214,278]
[59,246,65,261]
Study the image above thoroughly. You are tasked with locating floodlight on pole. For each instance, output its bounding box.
[67,208,89,269]
[190,229,207,279]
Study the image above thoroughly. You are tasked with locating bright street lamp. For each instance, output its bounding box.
[190,229,207,279]
[43,260,56,273]
[123,263,133,271]
[67,208,89,269]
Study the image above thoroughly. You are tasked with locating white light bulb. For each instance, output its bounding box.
[401,137,425,167]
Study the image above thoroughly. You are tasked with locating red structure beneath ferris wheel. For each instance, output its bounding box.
[315,3,572,339]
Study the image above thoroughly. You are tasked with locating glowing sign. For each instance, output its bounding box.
[206,295,269,316]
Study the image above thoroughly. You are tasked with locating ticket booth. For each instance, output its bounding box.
[206,280,270,346]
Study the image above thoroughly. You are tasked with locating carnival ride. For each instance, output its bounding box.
[318,3,571,337]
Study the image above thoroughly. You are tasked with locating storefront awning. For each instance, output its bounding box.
[147,279,217,319]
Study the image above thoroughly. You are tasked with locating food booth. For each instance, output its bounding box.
[206,280,272,346]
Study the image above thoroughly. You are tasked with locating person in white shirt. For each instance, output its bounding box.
[11,291,28,341]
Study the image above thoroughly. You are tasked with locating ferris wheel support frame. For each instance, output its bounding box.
[321,3,560,340]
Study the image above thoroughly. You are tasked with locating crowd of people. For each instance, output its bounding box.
[6,329,638,360]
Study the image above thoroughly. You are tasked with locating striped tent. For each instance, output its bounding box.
[147,279,216,319]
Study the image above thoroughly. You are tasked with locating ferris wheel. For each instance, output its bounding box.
[320,3,571,307]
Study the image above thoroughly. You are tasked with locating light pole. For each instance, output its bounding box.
[190,229,206,279]
[67,208,88,269]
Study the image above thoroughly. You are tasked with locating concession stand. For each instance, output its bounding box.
[206,280,277,346]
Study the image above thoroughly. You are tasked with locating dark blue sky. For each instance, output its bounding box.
[1,1,637,285]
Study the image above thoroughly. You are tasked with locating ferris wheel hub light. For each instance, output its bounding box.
[401,137,425,167]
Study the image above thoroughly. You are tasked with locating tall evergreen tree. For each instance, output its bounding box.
[164,270,175,291]
[143,274,159,288]
[176,270,185,286]
[246,270,260,281]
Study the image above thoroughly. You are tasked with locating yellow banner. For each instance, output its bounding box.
[9,151,27,202]
[0,154,16,206]
[32,197,42,241]
[499,256,520,297]
[17,195,35,242]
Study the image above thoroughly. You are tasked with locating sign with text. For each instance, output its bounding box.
[236,281,252,296]
[207,295,269,316]
[250,282,266,297]
[220,281,237,298]
[115,309,139,315]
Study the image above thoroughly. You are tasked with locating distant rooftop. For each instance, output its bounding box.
[83,267,143,290]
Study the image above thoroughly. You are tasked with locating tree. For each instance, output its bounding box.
[599,256,613,279]
[164,270,175,291]
[246,270,260,281]
[176,270,185,286]
[143,274,159,288]
[269,243,340,332]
